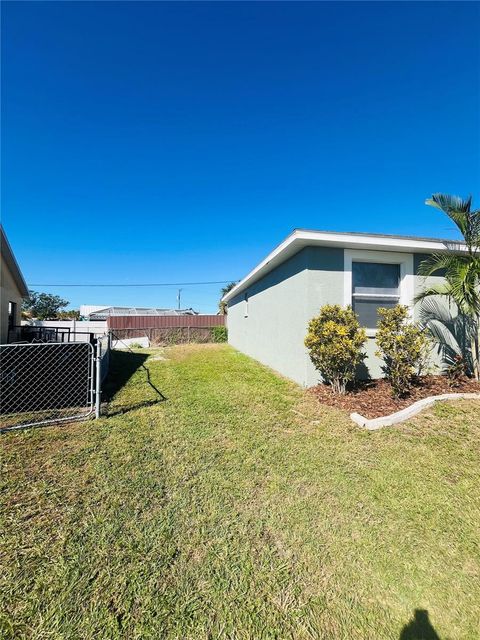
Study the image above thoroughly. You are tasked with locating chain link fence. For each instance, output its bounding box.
[0,342,95,430]
[111,326,226,346]
[0,334,112,431]
[96,334,111,384]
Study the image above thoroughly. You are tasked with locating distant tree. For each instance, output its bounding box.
[219,282,238,315]
[22,290,70,320]
[57,309,81,320]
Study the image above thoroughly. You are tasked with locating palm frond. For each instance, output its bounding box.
[416,297,474,374]
[426,193,473,238]
[427,319,461,352]
[426,193,472,214]
[467,209,480,248]
[443,260,480,314]
[417,249,480,312]
[417,296,458,328]
[417,252,469,277]
[220,281,238,297]
[414,284,452,306]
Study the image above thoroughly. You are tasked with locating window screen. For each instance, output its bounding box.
[352,262,400,328]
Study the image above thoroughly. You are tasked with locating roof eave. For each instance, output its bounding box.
[222,229,464,304]
[1,225,29,297]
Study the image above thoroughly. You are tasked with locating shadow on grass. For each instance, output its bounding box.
[400,610,441,640]
[102,398,163,418]
[102,350,167,416]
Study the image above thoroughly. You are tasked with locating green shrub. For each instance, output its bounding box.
[211,326,228,343]
[446,354,467,388]
[376,305,430,398]
[305,305,367,394]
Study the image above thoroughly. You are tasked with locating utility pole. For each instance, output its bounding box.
[177,288,182,311]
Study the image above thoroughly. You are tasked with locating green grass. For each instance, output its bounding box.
[1,344,479,639]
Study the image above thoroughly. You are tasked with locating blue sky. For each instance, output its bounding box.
[2,1,479,313]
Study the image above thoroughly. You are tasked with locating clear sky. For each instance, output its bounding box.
[2,1,479,313]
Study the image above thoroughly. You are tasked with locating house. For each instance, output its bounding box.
[86,306,199,320]
[222,229,451,386]
[0,225,29,343]
[79,305,113,319]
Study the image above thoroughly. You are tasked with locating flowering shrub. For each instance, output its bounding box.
[305,305,367,394]
[376,305,430,398]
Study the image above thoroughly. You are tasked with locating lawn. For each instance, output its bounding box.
[1,344,479,639]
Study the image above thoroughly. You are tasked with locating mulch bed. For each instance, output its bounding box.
[310,376,480,419]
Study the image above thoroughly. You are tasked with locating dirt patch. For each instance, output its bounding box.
[310,376,480,419]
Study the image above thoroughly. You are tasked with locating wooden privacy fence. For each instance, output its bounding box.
[107,315,225,329]
[107,315,226,346]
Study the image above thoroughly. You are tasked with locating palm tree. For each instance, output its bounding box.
[415,194,480,379]
[417,296,473,375]
[218,281,238,315]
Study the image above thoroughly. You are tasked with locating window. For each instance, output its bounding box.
[244,292,249,317]
[352,262,400,328]
[8,301,17,329]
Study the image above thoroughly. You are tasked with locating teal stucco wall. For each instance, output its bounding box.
[228,246,344,386]
[227,246,447,386]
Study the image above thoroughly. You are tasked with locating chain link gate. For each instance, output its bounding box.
[0,342,96,431]
[95,334,111,419]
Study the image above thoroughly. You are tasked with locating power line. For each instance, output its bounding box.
[27,280,239,288]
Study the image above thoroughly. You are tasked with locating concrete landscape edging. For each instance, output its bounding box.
[350,393,480,430]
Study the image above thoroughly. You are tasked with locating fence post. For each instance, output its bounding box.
[95,340,102,419]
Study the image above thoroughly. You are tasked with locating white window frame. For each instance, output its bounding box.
[8,301,17,329]
[343,249,414,335]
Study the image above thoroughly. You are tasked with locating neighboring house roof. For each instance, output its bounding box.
[0,225,29,297]
[79,305,112,317]
[88,306,199,319]
[222,228,465,304]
